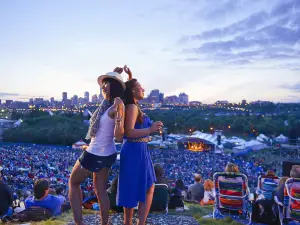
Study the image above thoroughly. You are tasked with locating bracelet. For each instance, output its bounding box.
[115,117,123,123]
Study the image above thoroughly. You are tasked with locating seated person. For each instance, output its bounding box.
[25,179,63,216]
[275,176,289,203]
[188,174,204,203]
[55,187,66,205]
[256,170,278,201]
[154,163,170,189]
[225,162,239,173]
[169,179,185,209]
[0,172,13,218]
[151,164,170,211]
[107,175,122,212]
[200,179,215,205]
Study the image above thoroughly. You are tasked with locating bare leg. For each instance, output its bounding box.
[69,160,91,225]
[124,207,134,225]
[93,168,110,225]
[138,184,155,225]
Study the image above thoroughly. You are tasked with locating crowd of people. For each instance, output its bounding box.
[0,143,285,202]
[1,143,300,224]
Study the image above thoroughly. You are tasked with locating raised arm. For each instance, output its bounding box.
[114,101,125,142]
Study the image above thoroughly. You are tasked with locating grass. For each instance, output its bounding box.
[2,205,244,225]
[182,204,243,225]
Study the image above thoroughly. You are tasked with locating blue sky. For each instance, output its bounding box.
[0,0,300,103]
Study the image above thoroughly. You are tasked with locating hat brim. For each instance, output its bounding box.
[97,75,126,90]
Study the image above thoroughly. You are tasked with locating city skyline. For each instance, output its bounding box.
[1,0,300,103]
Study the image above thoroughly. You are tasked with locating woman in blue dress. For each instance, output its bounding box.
[118,66,163,225]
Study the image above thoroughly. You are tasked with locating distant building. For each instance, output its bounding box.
[164,95,179,104]
[71,95,78,105]
[179,93,189,104]
[0,99,1,105]
[189,101,202,106]
[250,100,273,106]
[34,98,44,106]
[62,92,67,103]
[148,89,160,103]
[10,101,29,109]
[215,100,229,105]
[29,98,34,106]
[5,100,13,106]
[78,97,85,105]
[99,88,104,102]
[242,99,247,105]
[159,93,164,103]
[92,94,98,103]
[50,97,55,105]
[84,92,90,103]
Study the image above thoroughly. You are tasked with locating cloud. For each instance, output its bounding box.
[280,83,300,92]
[179,0,300,70]
[0,92,20,97]
[192,11,269,40]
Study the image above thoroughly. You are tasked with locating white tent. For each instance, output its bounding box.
[256,134,269,143]
[190,132,224,149]
[72,140,88,150]
[245,140,267,151]
[276,134,288,142]
[222,137,246,146]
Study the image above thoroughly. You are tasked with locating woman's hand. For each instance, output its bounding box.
[124,65,132,80]
[113,67,123,74]
[149,121,163,133]
[113,97,123,109]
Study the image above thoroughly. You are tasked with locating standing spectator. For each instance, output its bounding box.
[0,171,13,217]
[188,174,204,202]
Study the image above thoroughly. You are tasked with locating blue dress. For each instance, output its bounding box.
[117,114,156,208]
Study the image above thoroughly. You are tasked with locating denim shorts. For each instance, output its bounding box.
[79,151,117,173]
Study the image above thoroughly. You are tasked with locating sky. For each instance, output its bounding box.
[0,0,300,103]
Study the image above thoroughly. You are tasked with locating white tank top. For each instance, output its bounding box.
[86,107,116,156]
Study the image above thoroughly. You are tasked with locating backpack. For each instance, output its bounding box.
[12,206,52,222]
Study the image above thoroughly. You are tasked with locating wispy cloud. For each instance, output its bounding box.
[179,0,300,70]
[0,92,20,97]
[280,83,300,92]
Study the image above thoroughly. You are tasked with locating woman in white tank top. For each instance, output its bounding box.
[69,67,127,225]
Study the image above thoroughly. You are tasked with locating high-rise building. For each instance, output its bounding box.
[148,89,160,103]
[159,93,164,103]
[72,95,78,105]
[84,92,90,103]
[92,94,98,103]
[34,98,44,106]
[179,93,189,104]
[29,98,34,105]
[242,99,247,105]
[50,97,55,105]
[62,92,67,103]
[78,97,85,105]
[0,99,1,105]
[99,88,104,102]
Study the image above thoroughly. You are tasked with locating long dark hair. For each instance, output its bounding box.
[124,79,143,124]
[102,78,124,104]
